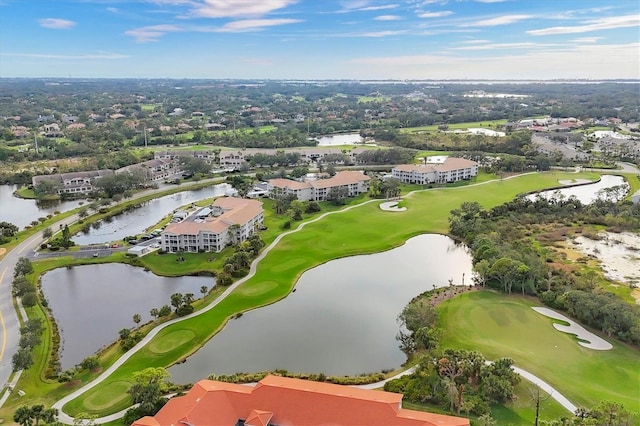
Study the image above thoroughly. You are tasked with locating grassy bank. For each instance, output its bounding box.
[57,170,614,416]
[438,291,640,413]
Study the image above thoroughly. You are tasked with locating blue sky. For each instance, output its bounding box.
[1,0,638,80]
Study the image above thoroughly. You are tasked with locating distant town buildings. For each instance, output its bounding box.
[31,170,114,195]
[132,375,470,426]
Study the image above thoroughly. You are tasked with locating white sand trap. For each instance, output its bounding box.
[379,201,406,212]
[558,179,591,185]
[532,307,612,350]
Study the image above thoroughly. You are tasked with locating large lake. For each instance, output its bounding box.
[41,264,211,370]
[168,234,473,384]
[73,184,233,245]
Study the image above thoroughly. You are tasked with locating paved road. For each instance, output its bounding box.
[0,213,80,393]
[6,169,617,419]
[0,177,226,400]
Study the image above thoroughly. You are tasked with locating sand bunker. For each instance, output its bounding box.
[532,307,612,350]
[379,201,406,212]
[558,179,592,185]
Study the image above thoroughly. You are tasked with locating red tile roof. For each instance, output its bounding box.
[133,375,470,426]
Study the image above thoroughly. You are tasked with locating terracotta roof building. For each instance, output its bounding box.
[161,197,263,253]
[267,171,370,202]
[133,375,470,426]
[392,158,478,185]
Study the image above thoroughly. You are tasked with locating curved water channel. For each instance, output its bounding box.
[528,174,627,204]
[41,264,212,370]
[168,234,473,384]
[72,184,233,245]
[35,175,630,380]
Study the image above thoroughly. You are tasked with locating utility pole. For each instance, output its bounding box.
[34,133,39,154]
[144,127,148,148]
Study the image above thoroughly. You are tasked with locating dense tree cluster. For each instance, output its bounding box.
[12,319,43,372]
[0,220,18,243]
[448,196,640,346]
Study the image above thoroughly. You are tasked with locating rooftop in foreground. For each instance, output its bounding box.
[133,375,470,426]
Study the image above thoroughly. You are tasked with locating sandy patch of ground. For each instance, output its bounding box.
[532,307,613,350]
[379,201,407,212]
[0,248,6,256]
[568,232,640,288]
[558,178,592,185]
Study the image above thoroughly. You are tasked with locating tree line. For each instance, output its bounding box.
[448,195,640,346]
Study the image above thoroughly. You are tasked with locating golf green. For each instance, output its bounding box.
[439,291,640,412]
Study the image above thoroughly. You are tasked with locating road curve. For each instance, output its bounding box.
[52,171,575,423]
[0,177,228,400]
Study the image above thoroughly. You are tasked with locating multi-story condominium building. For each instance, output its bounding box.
[267,171,371,202]
[31,170,114,195]
[116,158,177,182]
[161,197,263,253]
[154,150,217,164]
[132,375,470,426]
[392,157,478,185]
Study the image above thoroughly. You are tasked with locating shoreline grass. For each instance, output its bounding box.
[56,170,621,416]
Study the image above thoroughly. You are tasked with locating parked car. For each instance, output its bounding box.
[93,252,99,258]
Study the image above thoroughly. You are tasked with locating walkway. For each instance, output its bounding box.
[45,172,575,422]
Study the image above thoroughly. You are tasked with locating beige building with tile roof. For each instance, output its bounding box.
[392,157,478,185]
[267,170,371,201]
[161,197,263,253]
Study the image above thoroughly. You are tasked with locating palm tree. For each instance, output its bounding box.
[200,286,208,297]
[133,313,142,326]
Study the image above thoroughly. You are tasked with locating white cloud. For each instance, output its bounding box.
[349,42,640,79]
[1,52,129,60]
[466,14,533,27]
[190,0,299,18]
[527,14,640,36]
[359,30,407,37]
[374,15,402,21]
[453,42,557,50]
[571,37,602,43]
[337,2,399,13]
[460,39,490,44]
[214,18,302,32]
[106,7,120,13]
[125,24,182,42]
[474,0,508,3]
[38,18,76,30]
[418,11,453,18]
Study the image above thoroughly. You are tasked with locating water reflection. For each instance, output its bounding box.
[316,133,363,146]
[72,184,232,245]
[0,184,84,230]
[529,175,626,205]
[168,234,473,384]
[41,264,212,370]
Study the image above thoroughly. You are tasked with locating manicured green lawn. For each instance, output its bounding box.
[61,170,615,416]
[438,291,640,414]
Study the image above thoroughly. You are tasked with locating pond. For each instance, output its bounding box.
[528,175,627,205]
[316,133,364,146]
[72,184,233,245]
[168,234,473,384]
[40,264,212,370]
[0,184,84,230]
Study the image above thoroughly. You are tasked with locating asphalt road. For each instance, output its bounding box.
[0,213,80,392]
[0,176,225,398]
